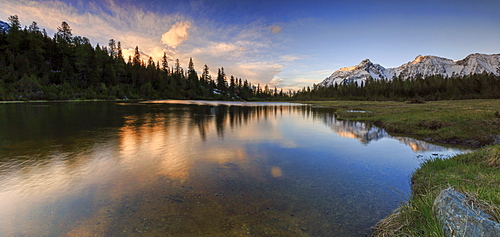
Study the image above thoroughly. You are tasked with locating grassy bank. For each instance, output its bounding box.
[300,99,500,236]
[373,145,500,236]
[302,99,500,147]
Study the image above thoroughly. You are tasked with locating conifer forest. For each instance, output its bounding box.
[1,15,499,102]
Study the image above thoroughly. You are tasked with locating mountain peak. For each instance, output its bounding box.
[319,53,500,87]
[412,55,424,64]
[359,59,372,66]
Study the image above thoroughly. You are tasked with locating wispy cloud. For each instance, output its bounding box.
[279,55,300,62]
[271,25,282,34]
[0,0,304,89]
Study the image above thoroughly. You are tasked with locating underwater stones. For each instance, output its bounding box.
[433,187,500,237]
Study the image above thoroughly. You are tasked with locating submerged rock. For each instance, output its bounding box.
[433,187,500,237]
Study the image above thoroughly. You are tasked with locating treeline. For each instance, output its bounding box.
[293,73,500,101]
[0,16,288,101]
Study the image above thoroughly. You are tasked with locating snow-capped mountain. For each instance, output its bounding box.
[0,21,9,33]
[319,53,500,87]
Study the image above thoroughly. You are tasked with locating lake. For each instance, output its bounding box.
[0,100,464,236]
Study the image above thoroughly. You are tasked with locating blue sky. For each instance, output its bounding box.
[1,0,499,89]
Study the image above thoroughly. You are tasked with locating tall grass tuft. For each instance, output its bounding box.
[372,145,500,236]
[485,146,500,168]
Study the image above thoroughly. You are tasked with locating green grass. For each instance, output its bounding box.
[372,145,500,236]
[300,99,500,147]
[296,99,500,236]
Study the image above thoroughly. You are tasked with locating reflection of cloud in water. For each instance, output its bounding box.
[205,148,247,164]
[271,167,283,178]
[115,103,313,189]
[0,101,467,236]
[116,105,295,182]
[119,114,193,181]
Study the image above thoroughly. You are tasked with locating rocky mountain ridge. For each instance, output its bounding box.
[320,53,500,87]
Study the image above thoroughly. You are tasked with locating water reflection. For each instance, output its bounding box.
[0,101,464,236]
[317,111,459,152]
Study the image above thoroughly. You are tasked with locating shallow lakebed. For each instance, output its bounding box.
[0,100,465,236]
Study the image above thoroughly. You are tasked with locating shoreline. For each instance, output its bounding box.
[298,99,499,236]
[300,99,500,148]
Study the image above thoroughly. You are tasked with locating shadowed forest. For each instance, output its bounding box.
[294,74,500,101]
[1,15,499,102]
[0,16,288,101]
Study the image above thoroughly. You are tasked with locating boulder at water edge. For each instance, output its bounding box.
[433,187,500,237]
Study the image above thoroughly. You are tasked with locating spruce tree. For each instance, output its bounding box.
[133,46,141,66]
[216,67,227,94]
[56,21,72,44]
[161,52,169,74]
[108,39,117,59]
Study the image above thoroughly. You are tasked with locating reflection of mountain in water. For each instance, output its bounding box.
[326,120,388,144]
[391,137,453,152]
[318,112,452,152]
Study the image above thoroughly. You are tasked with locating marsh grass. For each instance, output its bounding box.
[372,145,500,236]
[301,100,500,235]
[485,146,500,168]
[301,99,500,147]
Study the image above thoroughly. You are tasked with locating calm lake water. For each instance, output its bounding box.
[0,101,464,236]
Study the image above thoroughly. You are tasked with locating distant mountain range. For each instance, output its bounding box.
[319,53,500,87]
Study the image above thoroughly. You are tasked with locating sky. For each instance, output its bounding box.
[1,0,499,90]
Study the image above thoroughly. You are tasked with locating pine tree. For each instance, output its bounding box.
[147,57,154,68]
[108,39,117,59]
[133,46,141,66]
[229,75,236,96]
[114,41,126,83]
[188,57,195,75]
[56,21,72,44]
[186,57,199,98]
[201,64,210,84]
[7,15,21,30]
[116,41,123,60]
[216,67,227,94]
[161,52,169,74]
[174,59,181,75]
[6,15,22,54]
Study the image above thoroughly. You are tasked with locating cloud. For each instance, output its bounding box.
[0,0,302,89]
[271,25,282,34]
[270,76,284,86]
[279,55,300,62]
[161,21,191,48]
[230,62,283,86]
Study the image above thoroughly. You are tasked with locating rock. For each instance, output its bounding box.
[433,187,500,237]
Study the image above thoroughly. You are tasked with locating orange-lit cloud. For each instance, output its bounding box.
[0,0,311,90]
[271,25,282,34]
[271,167,282,177]
[161,21,191,48]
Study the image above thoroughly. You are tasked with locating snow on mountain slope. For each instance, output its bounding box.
[320,53,500,87]
[319,59,390,87]
[0,21,9,33]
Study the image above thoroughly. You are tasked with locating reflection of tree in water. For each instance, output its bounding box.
[188,106,213,141]
[188,105,292,140]
[214,106,227,138]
